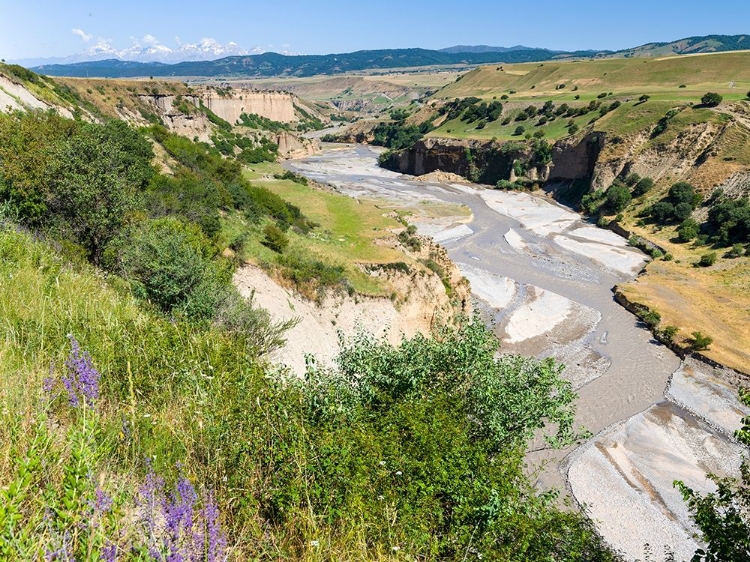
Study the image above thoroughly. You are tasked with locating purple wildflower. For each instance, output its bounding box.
[95,488,113,514]
[100,544,118,562]
[201,493,227,562]
[63,335,101,408]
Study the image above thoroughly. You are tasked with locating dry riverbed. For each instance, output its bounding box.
[284,145,748,561]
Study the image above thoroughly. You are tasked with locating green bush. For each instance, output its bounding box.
[605,184,632,213]
[660,325,680,343]
[262,223,290,253]
[633,177,654,196]
[698,252,717,267]
[701,92,723,107]
[690,331,713,350]
[114,218,222,320]
[642,309,661,327]
[677,218,700,242]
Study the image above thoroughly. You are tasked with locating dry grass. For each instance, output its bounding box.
[618,218,750,373]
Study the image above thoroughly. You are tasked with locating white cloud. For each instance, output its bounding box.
[72,28,92,42]
[175,36,182,45]
[142,34,159,46]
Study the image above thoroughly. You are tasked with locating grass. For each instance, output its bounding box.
[437,52,750,103]
[237,163,413,296]
[611,199,750,372]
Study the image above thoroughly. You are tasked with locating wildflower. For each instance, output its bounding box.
[61,335,101,408]
[95,488,113,514]
[101,543,118,562]
[391,545,400,551]
[395,471,402,476]
[310,540,320,547]
[379,461,386,466]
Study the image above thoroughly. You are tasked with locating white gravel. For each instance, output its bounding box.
[553,235,645,276]
[503,228,528,253]
[459,264,517,310]
[504,286,572,343]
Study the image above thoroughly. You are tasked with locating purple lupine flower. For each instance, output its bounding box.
[64,335,101,407]
[95,488,113,514]
[43,360,57,396]
[101,543,118,562]
[202,493,226,562]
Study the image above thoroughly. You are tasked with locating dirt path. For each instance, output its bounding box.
[285,146,747,561]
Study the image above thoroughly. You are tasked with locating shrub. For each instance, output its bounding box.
[568,123,579,135]
[701,92,723,107]
[727,243,746,258]
[262,223,289,253]
[660,325,680,343]
[642,309,662,327]
[633,177,655,196]
[639,94,650,102]
[514,125,526,136]
[690,331,713,350]
[624,173,641,187]
[698,252,717,267]
[115,218,222,320]
[677,219,700,242]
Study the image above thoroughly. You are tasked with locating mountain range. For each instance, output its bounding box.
[10,38,265,67]
[26,34,750,79]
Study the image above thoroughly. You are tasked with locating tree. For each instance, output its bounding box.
[46,122,152,262]
[514,125,526,136]
[606,184,632,213]
[701,92,723,107]
[639,94,651,102]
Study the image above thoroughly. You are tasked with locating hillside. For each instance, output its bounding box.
[617,34,750,58]
[31,47,600,79]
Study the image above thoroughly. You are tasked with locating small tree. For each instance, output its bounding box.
[690,331,713,351]
[639,94,651,102]
[701,92,723,107]
[633,177,654,196]
[605,184,632,213]
[677,219,700,242]
[513,125,526,136]
[660,325,679,343]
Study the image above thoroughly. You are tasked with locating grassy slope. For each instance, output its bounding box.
[236,162,410,296]
[428,52,750,143]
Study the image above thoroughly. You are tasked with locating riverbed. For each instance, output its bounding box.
[285,145,748,561]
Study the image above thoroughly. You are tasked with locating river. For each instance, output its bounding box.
[285,145,748,561]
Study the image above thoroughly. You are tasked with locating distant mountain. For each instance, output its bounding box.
[615,34,750,57]
[11,39,262,67]
[440,45,540,54]
[27,34,750,80]
[32,47,598,79]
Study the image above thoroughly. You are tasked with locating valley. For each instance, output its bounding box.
[1,28,750,561]
[284,145,749,560]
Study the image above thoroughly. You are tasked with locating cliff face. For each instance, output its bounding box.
[200,90,298,124]
[384,137,530,185]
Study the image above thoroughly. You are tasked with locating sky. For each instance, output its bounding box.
[2,0,750,61]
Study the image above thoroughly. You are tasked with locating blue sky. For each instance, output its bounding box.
[2,0,750,60]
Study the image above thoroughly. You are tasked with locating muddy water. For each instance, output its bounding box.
[285,146,747,561]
